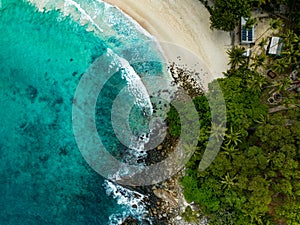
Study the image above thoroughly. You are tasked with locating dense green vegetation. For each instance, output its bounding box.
[166,9,300,222]
[208,0,252,31]
[178,70,300,224]
[202,0,300,31]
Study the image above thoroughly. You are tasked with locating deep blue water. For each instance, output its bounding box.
[0,0,165,224]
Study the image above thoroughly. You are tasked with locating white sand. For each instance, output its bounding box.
[28,0,231,80]
[103,0,231,80]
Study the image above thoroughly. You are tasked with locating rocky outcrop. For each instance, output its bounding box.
[120,62,206,225]
[121,216,139,225]
[153,188,178,208]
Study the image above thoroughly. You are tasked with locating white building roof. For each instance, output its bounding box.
[268,37,283,55]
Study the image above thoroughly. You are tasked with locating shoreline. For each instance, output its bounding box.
[103,0,231,82]
[101,1,229,224]
[28,0,230,84]
[26,0,230,223]
[100,1,229,224]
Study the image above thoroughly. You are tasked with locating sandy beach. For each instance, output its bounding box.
[103,0,231,80]
[29,0,231,81]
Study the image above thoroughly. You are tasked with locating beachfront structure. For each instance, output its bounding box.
[241,17,255,44]
[267,70,277,79]
[267,37,283,56]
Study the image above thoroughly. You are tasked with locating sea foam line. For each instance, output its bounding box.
[104,180,151,225]
[64,0,103,32]
[26,0,103,33]
[103,2,153,40]
[96,0,170,67]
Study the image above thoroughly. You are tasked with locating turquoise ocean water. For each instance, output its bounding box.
[0,0,167,224]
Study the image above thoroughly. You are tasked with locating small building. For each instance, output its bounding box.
[241,17,255,44]
[267,37,283,56]
[267,70,277,79]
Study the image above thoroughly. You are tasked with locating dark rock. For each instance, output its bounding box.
[121,216,139,225]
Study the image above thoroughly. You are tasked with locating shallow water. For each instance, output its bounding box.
[0,0,167,224]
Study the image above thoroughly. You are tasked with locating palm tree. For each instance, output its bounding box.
[255,0,268,7]
[220,173,238,190]
[247,77,260,95]
[250,53,267,69]
[283,46,300,65]
[281,32,300,66]
[281,95,296,108]
[207,122,227,143]
[272,58,289,74]
[247,74,268,95]
[283,30,299,45]
[227,46,246,69]
[225,126,242,147]
[272,77,292,93]
[221,143,239,160]
[257,75,268,90]
[281,46,300,66]
[254,114,269,125]
[270,18,283,30]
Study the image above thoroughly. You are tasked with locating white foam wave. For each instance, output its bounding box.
[101,1,170,66]
[108,52,152,168]
[26,0,103,33]
[64,0,103,32]
[104,180,151,225]
[118,57,153,112]
[27,0,169,72]
[106,4,153,40]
